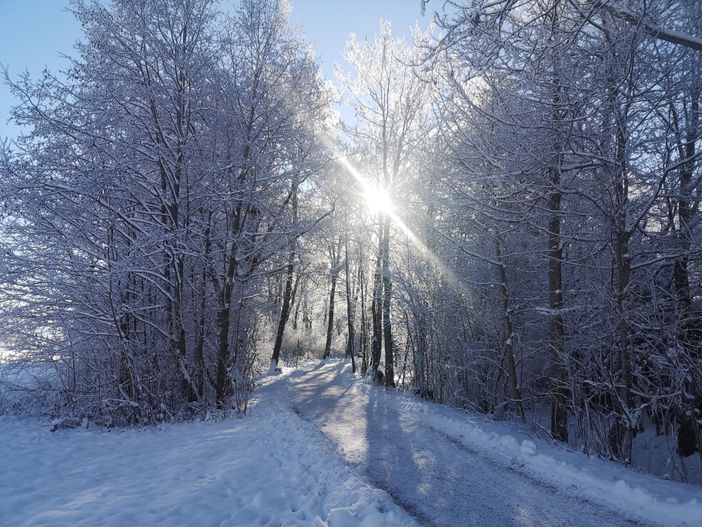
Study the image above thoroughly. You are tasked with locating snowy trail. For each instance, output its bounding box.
[290,361,698,527]
[2,362,700,527]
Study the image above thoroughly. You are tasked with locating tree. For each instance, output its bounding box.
[0,0,331,422]
[340,21,430,386]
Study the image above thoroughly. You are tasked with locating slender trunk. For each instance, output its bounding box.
[344,235,356,373]
[608,112,635,461]
[382,217,394,387]
[371,233,383,372]
[215,210,241,405]
[271,187,298,367]
[614,226,633,460]
[215,272,235,404]
[194,217,212,399]
[548,13,568,442]
[323,272,338,359]
[548,9,568,443]
[674,86,699,337]
[495,236,524,420]
[679,82,702,476]
[360,254,368,375]
[271,256,295,367]
[548,172,567,442]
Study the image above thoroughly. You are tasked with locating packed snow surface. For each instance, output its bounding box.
[0,372,417,527]
[2,359,702,527]
[291,361,702,527]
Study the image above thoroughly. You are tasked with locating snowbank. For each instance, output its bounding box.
[350,372,702,527]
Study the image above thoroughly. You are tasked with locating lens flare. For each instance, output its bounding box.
[318,134,460,286]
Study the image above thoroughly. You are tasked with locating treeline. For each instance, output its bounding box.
[1,0,701,474]
[419,0,702,466]
[1,0,332,423]
[271,0,702,470]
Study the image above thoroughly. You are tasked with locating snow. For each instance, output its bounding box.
[0,357,57,416]
[3,359,701,527]
[631,423,700,483]
[291,360,702,527]
[0,372,418,527]
[406,400,702,526]
[407,404,702,526]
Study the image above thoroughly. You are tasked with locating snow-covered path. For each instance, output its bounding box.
[290,361,701,527]
[2,360,700,527]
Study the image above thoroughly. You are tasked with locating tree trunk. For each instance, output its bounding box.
[360,252,369,375]
[344,235,357,373]
[215,214,241,405]
[382,217,395,387]
[323,271,338,359]
[215,274,235,404]
[548,13,568,442]
[495,236,524,420]
[271,254,295,367]
[271,187,298,367]
[673,86,699,342]
[194,216,212,398]
[371,237,383,372]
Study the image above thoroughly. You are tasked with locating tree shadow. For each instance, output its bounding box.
[292,361,634,526]
[365,387,440,526]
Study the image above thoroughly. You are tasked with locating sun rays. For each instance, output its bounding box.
[319,134,460,286]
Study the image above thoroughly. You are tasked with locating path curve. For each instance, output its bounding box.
[290,361,646,527]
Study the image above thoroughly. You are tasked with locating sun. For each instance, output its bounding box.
[365,185,394,214]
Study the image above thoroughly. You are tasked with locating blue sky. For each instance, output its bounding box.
[0,0,430,140]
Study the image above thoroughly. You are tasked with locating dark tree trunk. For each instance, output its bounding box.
[271,255,295,367]
[548,17,568,442]
[215,211,241,405]
[673,87,699,340]
[381,218,395,387]
[323,272,338,359]
[271,187,298,367]
[359,253,368,375]
[371,239,383,372]
[495,236,524,420]
[344,236,356,373]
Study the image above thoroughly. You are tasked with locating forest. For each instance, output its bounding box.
[1,0,701,480]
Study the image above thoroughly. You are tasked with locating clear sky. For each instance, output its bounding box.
[0,0,430,141]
